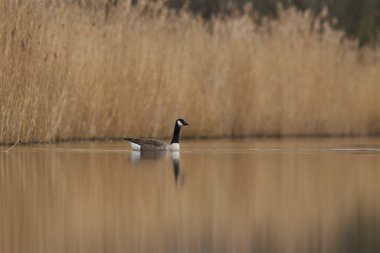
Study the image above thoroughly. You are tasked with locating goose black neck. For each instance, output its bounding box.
[171,124,181,144]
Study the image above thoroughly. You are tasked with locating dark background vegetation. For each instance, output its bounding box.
[93,0,380,47]
[168,0,380,47]
[170,0,380,47]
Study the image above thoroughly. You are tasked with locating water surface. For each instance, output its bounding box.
[1,138,380,253]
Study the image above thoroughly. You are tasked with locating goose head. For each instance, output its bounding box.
[176,118,189,127]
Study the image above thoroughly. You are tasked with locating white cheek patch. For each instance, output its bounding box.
[177,120,184,127]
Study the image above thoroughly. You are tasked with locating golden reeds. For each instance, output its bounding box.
[1,1,379,144]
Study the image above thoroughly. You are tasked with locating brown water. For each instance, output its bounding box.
[1,138,380,253]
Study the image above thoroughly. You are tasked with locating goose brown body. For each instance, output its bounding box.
[124,138,169,151]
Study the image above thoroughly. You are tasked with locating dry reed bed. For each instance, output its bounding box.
[1,1,380,144]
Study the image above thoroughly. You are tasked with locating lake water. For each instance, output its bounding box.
[1,138,380,253]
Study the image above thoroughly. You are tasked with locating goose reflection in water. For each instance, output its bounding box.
[129,151,183,186]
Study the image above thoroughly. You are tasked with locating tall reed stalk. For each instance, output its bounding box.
[1,1,379,144]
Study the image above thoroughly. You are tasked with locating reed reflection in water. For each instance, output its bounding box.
[0,139,380,253]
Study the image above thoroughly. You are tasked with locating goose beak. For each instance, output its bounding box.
[183,122,189,126]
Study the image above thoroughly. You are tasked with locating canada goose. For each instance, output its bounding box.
[124,118,189,151]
